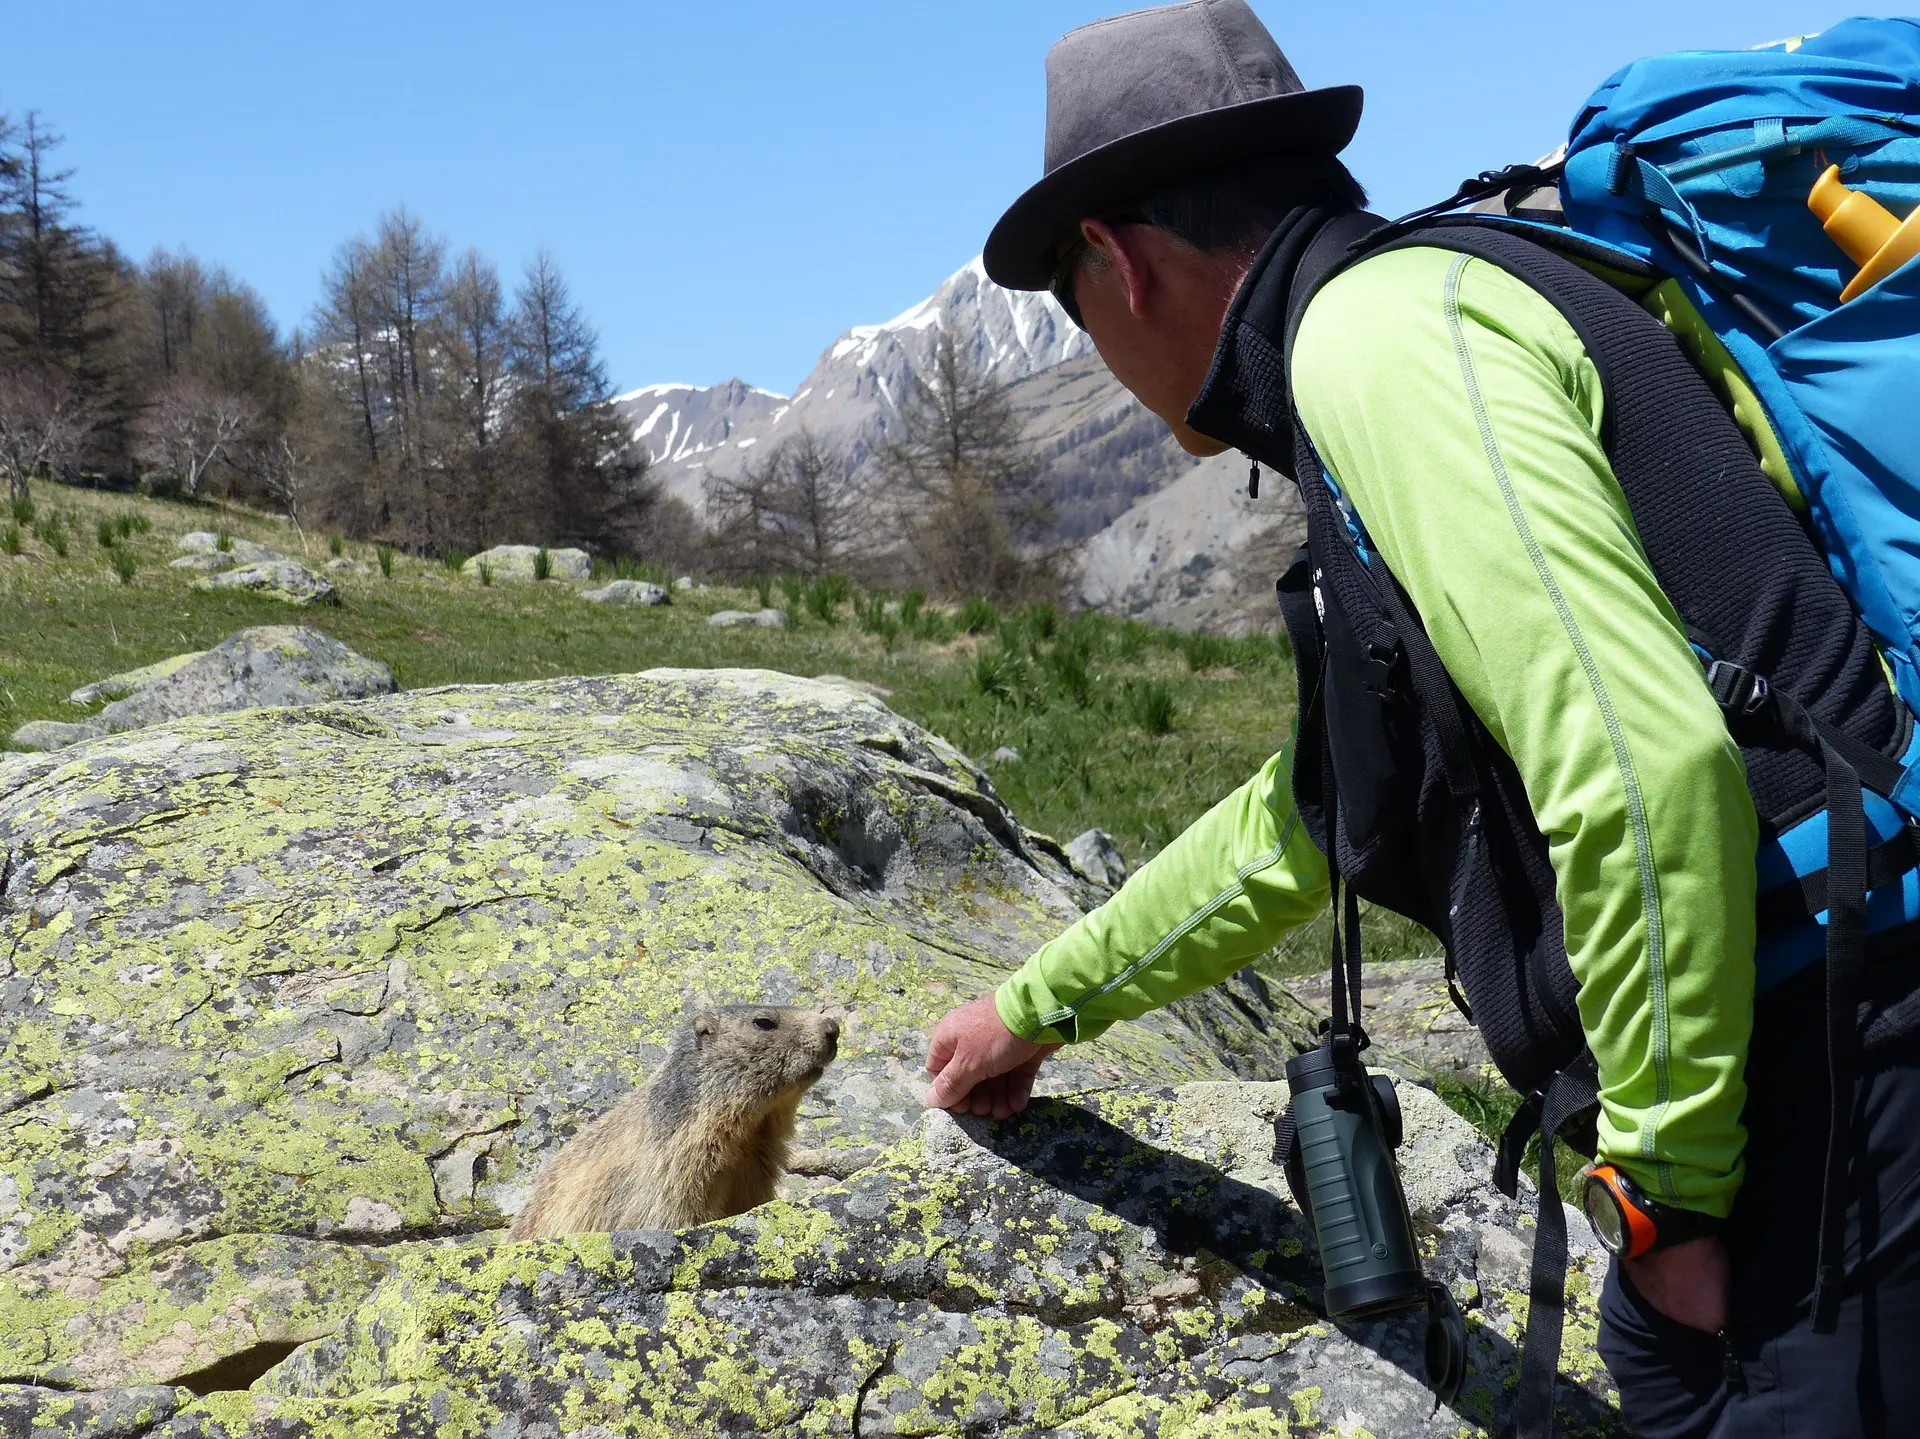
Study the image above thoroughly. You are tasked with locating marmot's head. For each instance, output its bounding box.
[655,1005,841,1129]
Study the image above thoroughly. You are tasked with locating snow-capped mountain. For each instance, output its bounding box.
[613,378,789,474]
[616,258,1093,512]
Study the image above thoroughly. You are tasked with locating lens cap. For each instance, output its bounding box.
[1422,1280,1468,1404]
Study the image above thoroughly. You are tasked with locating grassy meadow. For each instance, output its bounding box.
[0,481,1436,982]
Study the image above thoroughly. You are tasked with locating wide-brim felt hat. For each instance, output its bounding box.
[984,0,1362,291]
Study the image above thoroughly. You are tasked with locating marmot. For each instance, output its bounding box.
[509,1005,840,1240]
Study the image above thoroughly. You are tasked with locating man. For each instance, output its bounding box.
[923,2,1920,1435]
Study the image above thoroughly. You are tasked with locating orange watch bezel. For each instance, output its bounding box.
[1589,1163,1660,1259]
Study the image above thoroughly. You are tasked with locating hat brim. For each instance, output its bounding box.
[983,84,1364,291]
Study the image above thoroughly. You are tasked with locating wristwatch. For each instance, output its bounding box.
[1581,1163,1724,1259]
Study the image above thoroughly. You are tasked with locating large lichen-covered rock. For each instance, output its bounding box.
[192,560,337,608]
[10,628,397,752]
[73,1080,1615,1436]
[0,669,1315,1407]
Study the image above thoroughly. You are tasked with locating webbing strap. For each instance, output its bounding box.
[1374,572,1481,808]
[1754,828,1919,934]
[1813,731,1867,1333]
[1513,1057,1602,1439]
[1730,677,1866,1333]
[1664,114,1920,182]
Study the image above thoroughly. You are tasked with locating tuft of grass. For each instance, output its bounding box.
[1,523,21,556]
[441,549,469,573]
[806,573,852,625]
[779,574,806,628]
[533,547,551,582]
[110,547,139,585]
[971,646,1033,705]
[956,594,998,635]
[1126,678,1177,735]
[753,575,773,610]
[1115,620,1154,663]
[479,562,493,587]
[96,517,116,549]
[216,530,234,553]
[9,494,34,525]
[1044,637,1094,708]
[854,590,900,642]
[1182,632,1236,671]
[899,588,926,632]
[329,534,344,557]
[377,545,395,578]
[1019,603,1058,643]
[45,525,68,558]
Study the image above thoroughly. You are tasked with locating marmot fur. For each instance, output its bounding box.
[509,1005,839,1240]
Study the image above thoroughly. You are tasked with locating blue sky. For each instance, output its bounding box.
[2,1,1860,395]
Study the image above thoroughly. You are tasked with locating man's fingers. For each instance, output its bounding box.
[925,1057,977,1111]
[1006,1064,1038,1113]
[925,1027,957,1079]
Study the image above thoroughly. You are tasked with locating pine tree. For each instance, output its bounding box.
[0,115,117,382]
[507,250,652,550]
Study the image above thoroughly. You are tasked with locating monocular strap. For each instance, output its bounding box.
[1514,1054,1601,1439]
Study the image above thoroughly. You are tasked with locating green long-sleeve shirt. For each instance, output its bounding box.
[997,246,1760,1217]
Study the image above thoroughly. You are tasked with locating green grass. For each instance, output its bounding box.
[0,483,1310,867]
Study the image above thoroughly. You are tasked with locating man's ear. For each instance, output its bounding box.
[1081,218,1151,319]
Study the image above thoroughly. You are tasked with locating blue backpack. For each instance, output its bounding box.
[1558,18,1920,727]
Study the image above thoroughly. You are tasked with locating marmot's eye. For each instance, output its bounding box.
[754,1016,779,1031]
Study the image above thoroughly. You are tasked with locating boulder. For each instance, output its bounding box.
[580,579,670,606]
[10,627,397,752]
[174,532,285,568]
[461,545,592,583]
[169,552,240,573]
[8,719,100,752]
[709,607,786,628]
[1291,957,1491,1081]
[194,559,337,607]
[68,651,205,706]
[0,669,1328,1417]
[56,1081,1617,1436]
[1066,826,1130,889]
[989,745,1022,764]
[674,574,696,590]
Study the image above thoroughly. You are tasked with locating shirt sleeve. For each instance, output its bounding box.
[1291,246,1760,1217]
[995,742,1330,1045]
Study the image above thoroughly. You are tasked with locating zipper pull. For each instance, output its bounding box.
[1248,460,1261,500]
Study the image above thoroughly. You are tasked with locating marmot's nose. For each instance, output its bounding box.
[823,1016,841,1042]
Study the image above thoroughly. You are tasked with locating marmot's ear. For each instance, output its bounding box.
[693,1011,716,1042]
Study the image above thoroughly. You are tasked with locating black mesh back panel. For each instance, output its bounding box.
[1266,219,1898,1096]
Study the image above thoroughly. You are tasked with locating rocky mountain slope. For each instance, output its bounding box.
[618,259,1301,630]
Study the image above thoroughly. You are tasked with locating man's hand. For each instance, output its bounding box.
[924,993,1060,1118]
[1623,1236,1730,1334]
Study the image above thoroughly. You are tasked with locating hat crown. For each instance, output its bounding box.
[1043,0,1305,178]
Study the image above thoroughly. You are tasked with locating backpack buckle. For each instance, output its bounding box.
[1707,659,1771,717]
